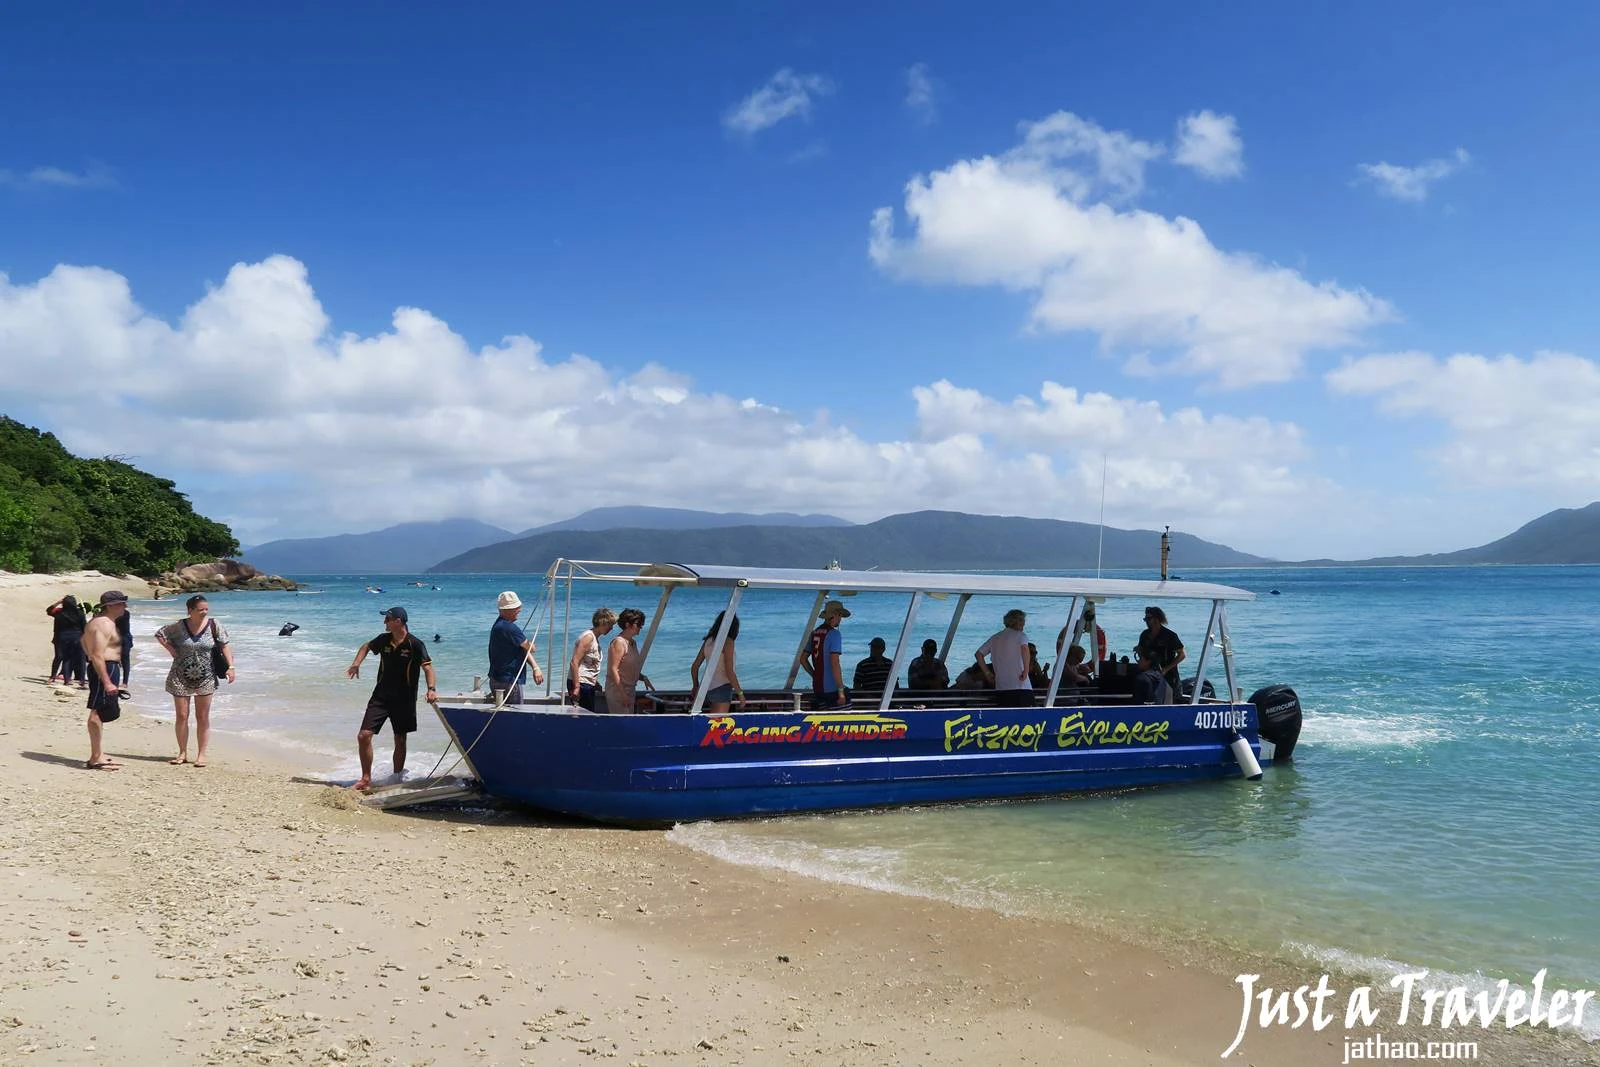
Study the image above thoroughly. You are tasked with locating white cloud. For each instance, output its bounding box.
[0,255,1349,554]
[0,164,116,191]
[722,69,833,136]
[869,110,1392,388]
[1326,349,1600,490]
[905,62,937,125]
[1356,148,1470,202]
[912,380,1310,510]
[1012,111,1163,202]
[1173,110,1244,180]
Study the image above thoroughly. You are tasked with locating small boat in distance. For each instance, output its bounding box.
[364,584,383,594]
[432,559,1302,826]
[825,559,842,571]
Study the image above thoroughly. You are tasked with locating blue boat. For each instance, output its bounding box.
[432,560,1301,826]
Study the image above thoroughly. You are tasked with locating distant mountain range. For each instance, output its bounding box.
[241,519,515,574]
[518,505,849,536]
[1321,501,1600,566]
[241,508,850,574]
[430,510,1269,574]
[241,501,1600,575]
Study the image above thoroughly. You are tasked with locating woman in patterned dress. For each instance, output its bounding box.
[153,594,235,767]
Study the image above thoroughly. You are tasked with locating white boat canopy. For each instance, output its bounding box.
[540,559,1252,715]
[553,559,1255,602]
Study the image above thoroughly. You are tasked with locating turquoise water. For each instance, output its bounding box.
[135,565,1600,1019]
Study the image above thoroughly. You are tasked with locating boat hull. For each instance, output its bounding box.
[435,700,1267,825]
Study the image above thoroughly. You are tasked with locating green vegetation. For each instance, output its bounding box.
[0,416,238,575]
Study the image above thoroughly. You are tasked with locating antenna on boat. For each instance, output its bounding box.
[1095,453,1108,578]
[1160,525,1171,581]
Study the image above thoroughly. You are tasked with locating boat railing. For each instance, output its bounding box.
[447,682,1238,716]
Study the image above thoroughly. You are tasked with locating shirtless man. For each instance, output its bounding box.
[81,590,130,770]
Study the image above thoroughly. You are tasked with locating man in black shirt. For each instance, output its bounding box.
[1134,605,1184,702]
[852,636,895,697]
[346,606,437,791]
[906,639,950,690]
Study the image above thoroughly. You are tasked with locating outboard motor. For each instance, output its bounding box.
[1180,677,1216,700]
[1249,685,1302,762]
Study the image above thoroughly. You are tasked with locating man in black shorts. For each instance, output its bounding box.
[346,606,437,791]
[81,590,130,770]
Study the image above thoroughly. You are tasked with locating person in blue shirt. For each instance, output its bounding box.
[488,591,543,705]
[801,599,851,710]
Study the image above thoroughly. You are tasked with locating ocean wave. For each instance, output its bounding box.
[1300,710,1449,748]
[666,821,1023,917]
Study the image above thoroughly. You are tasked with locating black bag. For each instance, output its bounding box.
[209,620,230,678]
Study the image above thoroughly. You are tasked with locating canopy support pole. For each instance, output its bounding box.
[880,592,924,711]
[786,590,830,689]
[689,585,744,715]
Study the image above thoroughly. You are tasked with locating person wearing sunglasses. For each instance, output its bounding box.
[1134,606,1184,701]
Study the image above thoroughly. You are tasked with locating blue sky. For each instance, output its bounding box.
[4,2,1599,558]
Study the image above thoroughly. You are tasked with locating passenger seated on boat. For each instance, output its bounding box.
[906,639,949,690]
[1060,644,1092,687]
[604,608,653,714]
[852,637,895,696]
[1027,643,1050,689]
[951,663,991,690]
[1059,613,1109,665]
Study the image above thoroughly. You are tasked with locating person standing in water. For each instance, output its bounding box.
[346,606,437,791]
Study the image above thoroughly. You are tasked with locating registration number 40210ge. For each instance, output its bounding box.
[1194,709,1249,730]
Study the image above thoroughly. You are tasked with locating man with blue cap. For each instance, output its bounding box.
[346,605,437,792]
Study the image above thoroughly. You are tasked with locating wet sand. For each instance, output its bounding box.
[1,572,1591,1066]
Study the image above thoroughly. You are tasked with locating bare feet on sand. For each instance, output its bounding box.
[85,759,120,770]
[353,776,371,792]
[194,757,207,768]
[169,755,188,765]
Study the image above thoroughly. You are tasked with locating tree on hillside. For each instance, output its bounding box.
[0,416,239,575]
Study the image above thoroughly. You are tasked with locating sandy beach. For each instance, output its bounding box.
[1,574,1592,1067]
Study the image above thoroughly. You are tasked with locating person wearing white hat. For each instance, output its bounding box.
[488,590,543,705]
